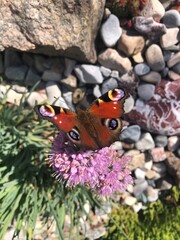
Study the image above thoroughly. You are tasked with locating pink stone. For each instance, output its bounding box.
[124,79,180,136]
[149,147,167,162]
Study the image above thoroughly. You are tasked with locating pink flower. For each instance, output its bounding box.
[49,132,133,196]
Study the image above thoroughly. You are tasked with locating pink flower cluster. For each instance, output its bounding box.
[49,132,133,196]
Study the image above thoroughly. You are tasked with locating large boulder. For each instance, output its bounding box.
[0,0,105,63]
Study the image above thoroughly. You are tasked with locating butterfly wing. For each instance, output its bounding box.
[35,105,76,132]
[87,88,127,148]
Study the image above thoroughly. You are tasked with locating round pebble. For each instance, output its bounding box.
[160,28,180,48]
[137,83,155,101]
[141,71,161,84]
[101,77,118,94]
[135,133,155,151]
[100,14,122,47]
[162,10,180,28]
[154,135,168,147]
[120,125,141,143]
[145,44,165,71]
[134,63,150,76]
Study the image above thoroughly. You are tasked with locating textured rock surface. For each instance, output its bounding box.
[0,0,105,63]
[124,79,180,136]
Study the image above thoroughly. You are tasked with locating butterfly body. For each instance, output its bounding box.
[35,88,127,150]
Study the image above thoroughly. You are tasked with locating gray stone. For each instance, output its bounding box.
[133,180,148,199]
[34,55,47,73]
[141,71,161,84]
[163,50,174,62]
[93,85,102,98]
[161,67,169,78]
[5,65,28,81]
[120,125,141,143]
[100,14,122,47]
[124,196,137,206]
[162,10,180,28]
[135,132,155,151]
[22,52,34,67]
[134,63,150,76]
[101,77,118,94]
[25,68,41,86]
[100,66,111,77]
[111,70,119,79]
[61,75,77,89]
[167,136,179,152]
[168,70,180,81]
[45,81,65,107]
[172,62,180,75]
[42,70,62,81]
[74,64,103,84]
[64,58,76,77]
[4,49,22,68]
[145,44,165,71]
[137,83,155,101]
[123,95,135,114]
[62,88,75,111]
[154,135,168,147]
[152,162,167,173]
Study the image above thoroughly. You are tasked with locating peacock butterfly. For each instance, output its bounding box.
[35,88,127,150]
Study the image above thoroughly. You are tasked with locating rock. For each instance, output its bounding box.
[74,64,103,84]
[134,63,150,76]
[156,178,173,190]
[42,70,62,81]
[137,83,155,101]
[62,89,75,111]
[124,196,137,206]
[145,44,165,71]
[0,84,23,105]
[162,9,180,28]
[124,80,180,136]
[145,186,159,202]
[132,52,144,63]
[101,78,118,94]
[133,202,143,213]
[152,162,167,173]
[172,62,180,75]
[154,135,168,147]
[141,71,161,84]
[120,71,136,85]
[134,168,146,179]
[133,180,148,199]
[117,30,145,57]
[93,85,102,98]
[111,70,119,80]
[166,152,180,187]
[149,147,167,162]
[26,91,47,107]
[46,81,63,106]
[144,160,153,170]
[111,141,122,150]
[100,14,122,47]
[161,67,169,78]
[168,70,180,81]
[64,58,76,77]
[167,52,180,68]
[5,66,28,81]
[98,48,132,74]
[133,16,167,41]
[22,52,34,67]
[100,66,111,77]
[72,88,86,105]
[25,68,41,86]
[0,0,106,63]
[11,84,28,94]
[123,95,135,114]
[4,49,23,68]
[34,55,47,73]
[120,125,141,143]
[163,50,174,62]
[167,136,179,152]
[145,170,157,179]
[61,75,77,89]
[160,28,180,48]
[140,0,165,19]
[125,150,145,171]
[135,133,155,151]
